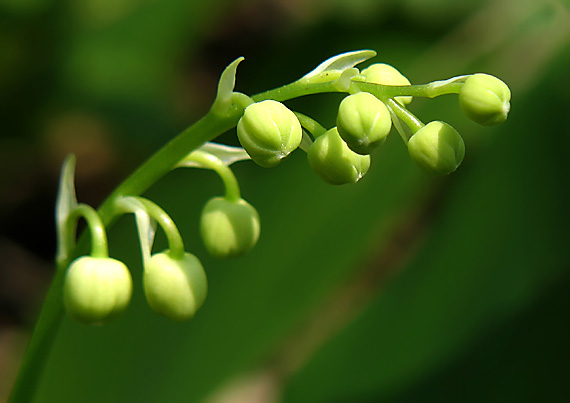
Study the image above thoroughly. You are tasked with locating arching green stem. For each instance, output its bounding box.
[65,204,108,259]
[116,197,186,261]
[183,150,241,202]
[253,81,345,103]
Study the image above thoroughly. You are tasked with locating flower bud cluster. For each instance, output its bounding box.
[60,54,512,328]
[63,167,262,324]
[305,63,413,184]
[63,194,262,324]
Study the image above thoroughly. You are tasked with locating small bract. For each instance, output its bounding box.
[408,121,465,175]
[201,197,260,259]
[63,256,132,325]
[143,252,207,322]
[307,127,371,185]
[237,100,302,168]
[337,92,392,155]
[361,63,413,105]
[459,73,511,126]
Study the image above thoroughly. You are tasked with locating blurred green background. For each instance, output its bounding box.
[1,0,569,402]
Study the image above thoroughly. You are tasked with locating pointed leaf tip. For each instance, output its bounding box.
[302,50,377,81]
[213,57,245,112]
[56,154,78,262]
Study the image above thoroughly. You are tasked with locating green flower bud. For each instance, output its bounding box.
[337,92,392,155]
[361,63,412,105]
[237,100,302,168]
[63,256,132,325]
[200,197,260,259]
[144,252,207,321]
[459,73,511,126]
[307,127,371,185]
[408,121,465,175]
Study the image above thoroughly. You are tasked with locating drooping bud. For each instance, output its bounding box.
[336,92,392,155]
[200,197,260,259]
[237,100,302,168]
[307,127,371,185]
[63,256,132,325]
[459,73,511,126]
[361,63,413,105]
[408,121,465,175]
[143,252,207,321]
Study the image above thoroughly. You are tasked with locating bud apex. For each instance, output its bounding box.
[237,100,302,168]
[337,92,392,155]
[459,73,511,126]
[308,128,371,185]
[361,63,412,105]
[144,252,207,321]
[408,121,465,175]
[200,197,260,259]
[63,256,132,324]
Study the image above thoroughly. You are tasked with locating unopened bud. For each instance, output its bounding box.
[200,197,260,259]
[144,252,207,321]
[237,100,302,168]
[63,256,132,325]
[337,92,392,155]
[307,128,371,185]
[459,73,511,126]
[408,121,465,175]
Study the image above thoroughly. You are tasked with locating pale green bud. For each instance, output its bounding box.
[144,252,207,322]
[337,92,392,155]
[200,197,260,259]
[361,63,412,105]
[459,73,511,126]
[408,121,465,175]
[307,128,371,185]
[237,100,302,168]
[63,256,132,325]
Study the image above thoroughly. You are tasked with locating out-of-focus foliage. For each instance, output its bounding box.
[1,0,569,402]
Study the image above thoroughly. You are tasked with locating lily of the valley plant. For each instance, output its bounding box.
[10,50,510,402]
